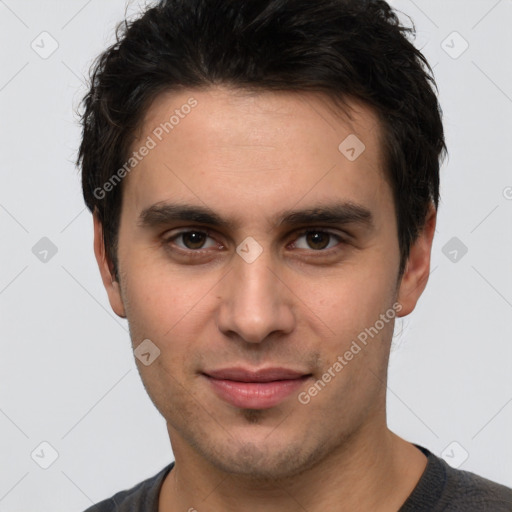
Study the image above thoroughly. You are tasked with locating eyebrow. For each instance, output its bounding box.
[138,201,374,230]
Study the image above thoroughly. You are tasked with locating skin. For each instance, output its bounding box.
[94,86,436,511]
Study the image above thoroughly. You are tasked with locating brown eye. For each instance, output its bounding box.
[305,231,330,250]
[182,231,207,249]
[294,230,340,251]
[170,230,217,250]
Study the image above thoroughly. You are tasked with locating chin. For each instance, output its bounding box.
[194,434,330,482]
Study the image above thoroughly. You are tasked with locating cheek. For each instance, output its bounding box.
[121,259,206,338]
[122,268,204,401]
[306,270,397,343]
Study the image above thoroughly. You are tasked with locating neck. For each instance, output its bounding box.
[159,422,427,512]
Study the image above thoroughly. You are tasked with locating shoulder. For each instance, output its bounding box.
[401,446,512,512]
[82,463,174,512]
[441,460,512,511]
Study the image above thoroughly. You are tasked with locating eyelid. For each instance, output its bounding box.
[292,227,348,241]
[164,226,213,237]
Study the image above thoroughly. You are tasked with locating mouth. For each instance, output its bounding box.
[202,367,313,410]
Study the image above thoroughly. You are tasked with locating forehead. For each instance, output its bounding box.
[123,86,390,225]
[138,86,381,157]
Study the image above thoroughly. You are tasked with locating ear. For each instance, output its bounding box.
[93,211,126,318]
[396,204,437,317]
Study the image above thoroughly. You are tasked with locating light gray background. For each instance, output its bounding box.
[1,0,511,510]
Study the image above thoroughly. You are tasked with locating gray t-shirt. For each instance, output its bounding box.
[84,446,512,511]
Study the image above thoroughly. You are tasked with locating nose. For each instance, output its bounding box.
[215,245,296,344]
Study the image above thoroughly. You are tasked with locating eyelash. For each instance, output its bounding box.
[162,228,347,258]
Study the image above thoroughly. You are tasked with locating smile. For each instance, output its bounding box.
[203,367,312,409]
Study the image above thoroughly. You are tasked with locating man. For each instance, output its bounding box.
[78,0,512,510]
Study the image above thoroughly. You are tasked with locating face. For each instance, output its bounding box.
[95,86,434,480]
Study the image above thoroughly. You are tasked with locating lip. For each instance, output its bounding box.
[203,367,312,409]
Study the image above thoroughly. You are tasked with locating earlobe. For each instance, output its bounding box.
[93,212,126,318]
[396,205,437,317]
